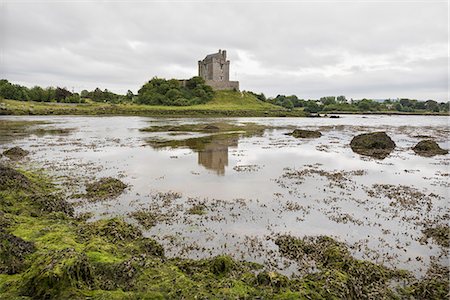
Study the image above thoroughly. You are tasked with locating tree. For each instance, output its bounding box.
[320,96,336,105]
[55,87,72,102]
[126,90,134,100]
[282,99,294,110]
[80,90,89,98]
[304,101,322,113]
[337,95,347,103]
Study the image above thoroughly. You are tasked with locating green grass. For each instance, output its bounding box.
[0,91,305,117]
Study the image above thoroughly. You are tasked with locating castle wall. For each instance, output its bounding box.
[198,50,239,91]
[205,80,239,91]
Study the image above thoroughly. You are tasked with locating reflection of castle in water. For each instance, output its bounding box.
[198,136,238,175]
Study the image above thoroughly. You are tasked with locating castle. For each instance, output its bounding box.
[198,50,239,91]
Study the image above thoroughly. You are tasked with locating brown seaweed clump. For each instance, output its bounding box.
[85,177,127,201]
[0,229,35,274]
[2,146,29,160]
[0,164,31,191]
[287,129,322,139]
[421,225,449,248]
[412,140,448,157]
[350,132,395,159]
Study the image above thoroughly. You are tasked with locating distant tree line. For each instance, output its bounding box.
[136,76,214,106]
[0,77,214,107]
[1,78,448,112]
[247,92,449,113]
[0,79,135,104]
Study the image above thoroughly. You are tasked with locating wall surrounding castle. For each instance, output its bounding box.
[205,80,239,91]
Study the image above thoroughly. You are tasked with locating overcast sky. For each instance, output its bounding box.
[1,0,448,100]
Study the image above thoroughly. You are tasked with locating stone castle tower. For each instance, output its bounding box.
[198,50,239,91]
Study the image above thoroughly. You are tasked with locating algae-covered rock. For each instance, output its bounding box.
[20,249,95,299]
[2,146,29,160]
[350,132,396,159]
[78,218,142,243]
[203,124,220,131]
[0,230,35,274]
[412,140,448,157]
[287,129,322,138]
[0,164,32,191]
[211,255,235,275]
[256,271,288,288]
[85,177,127,200]
[31,193,74,217]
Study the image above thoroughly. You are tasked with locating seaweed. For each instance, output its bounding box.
[84,177,127,201]
[286,129,322,138]
[413,140,448,157]
[350,132,396,159]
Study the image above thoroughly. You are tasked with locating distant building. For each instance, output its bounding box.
[198,50,239,91]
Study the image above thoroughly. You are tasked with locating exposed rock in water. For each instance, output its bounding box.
[287,129,322,138]
[412,140,448,157]
[0,164,32,191]
[85,177,127,200]
[350,132,395,159]
[2,146,29,160]
[0,229,35,274]
[203,124,220,131]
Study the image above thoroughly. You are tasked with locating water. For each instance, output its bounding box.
[1,115,448,277]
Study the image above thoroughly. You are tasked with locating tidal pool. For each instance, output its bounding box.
[1,115,448,277]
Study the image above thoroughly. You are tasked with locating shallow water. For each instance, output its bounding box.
[1,115,449,277]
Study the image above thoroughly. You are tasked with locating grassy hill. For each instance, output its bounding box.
[0,90,304,117]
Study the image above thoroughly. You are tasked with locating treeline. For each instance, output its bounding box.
[136,76,214,106]
[0,77,214,107]
[247,91,449,113]
[0,79,133,104]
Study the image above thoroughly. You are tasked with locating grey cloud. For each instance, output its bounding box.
[1,1,447,100]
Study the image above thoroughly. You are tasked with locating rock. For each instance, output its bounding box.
[287,129,322,138]
[350,132,396,159]
[203,124,220,131]
[412,140,448,157]
[2,146,29,160]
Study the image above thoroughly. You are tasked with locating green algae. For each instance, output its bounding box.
[129,210,158,230]
[84,177,127,201]
[0,166,448,299]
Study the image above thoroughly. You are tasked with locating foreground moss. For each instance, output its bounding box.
[0,165,448,299]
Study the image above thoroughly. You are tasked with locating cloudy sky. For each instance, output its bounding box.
[1,0,448,100]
